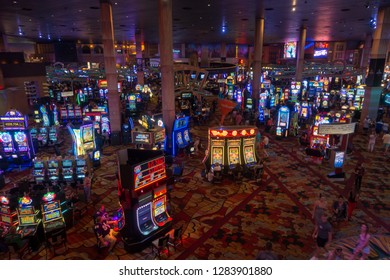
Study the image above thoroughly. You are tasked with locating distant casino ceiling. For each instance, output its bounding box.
[0,0,389,45]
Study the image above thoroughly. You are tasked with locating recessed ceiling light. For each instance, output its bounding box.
[13,1,17,4]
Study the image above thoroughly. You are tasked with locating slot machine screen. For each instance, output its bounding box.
[82,126,93,143]
[0,132,13,152]
[19,206,34,215]
[48,160,58,169]
[211,147,223,165]
[183,130,190,142]
[76,159,86,167]
[1,206,10,214]
[133,157,166,191]
[137,204,154,233]
[20,215,35,224]
[228,147,240,165]
[44,209,61,222]
[1,215,11,224]
[244,146,255,164]
[154,197,165,216]
[62,160,73,168]
[176,132,184,146]
[34,161,44,169]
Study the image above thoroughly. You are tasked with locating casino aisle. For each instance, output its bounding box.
[1,115,389,260]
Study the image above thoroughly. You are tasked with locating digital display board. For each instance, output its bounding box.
[284,42,296,58]
[43,201,60,212]
[132,132,151,144]
[173,117,189,130]
[133,157,166,191]
[334,151,345,168]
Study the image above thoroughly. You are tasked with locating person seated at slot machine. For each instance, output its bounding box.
[95,204,110,223]
[232,163,243,180]
[94,215,117,252]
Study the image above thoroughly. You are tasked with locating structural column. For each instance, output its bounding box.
[100,0,121,135]
[158,0,176,152]
[362,7,390,121]
[200,45,209,68]
[221,42,227,62]
[135,33,144,86]
[252,17,264,110]
[295,25,307,82]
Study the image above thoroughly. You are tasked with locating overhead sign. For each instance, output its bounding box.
[318,123,356,135]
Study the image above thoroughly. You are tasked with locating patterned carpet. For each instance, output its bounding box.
[1,117,389,260]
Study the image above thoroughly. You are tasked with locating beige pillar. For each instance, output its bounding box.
[159,0,176,153]
[100,0,121,133]
[362,7,390,121]
[252,18,264,110]
[295,26,307,82]
[135,33,144,86]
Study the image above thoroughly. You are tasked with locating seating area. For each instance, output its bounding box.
[150,226,185,259]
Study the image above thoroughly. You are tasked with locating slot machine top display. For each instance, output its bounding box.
[0,110,27,130]
[209,126,257,138]
[133,156,166,191]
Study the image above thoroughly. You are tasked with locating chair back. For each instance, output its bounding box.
[174,225,183,239]
[158,235,169,247]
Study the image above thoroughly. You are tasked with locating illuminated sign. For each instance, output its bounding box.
[0,196,9,205]
[313,49,328,58]
[210,128,256,138]
[42,192,57,203]
[133,157,166,191]
[284,42,296,58]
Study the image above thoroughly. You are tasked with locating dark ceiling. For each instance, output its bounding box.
[0,0,390,45]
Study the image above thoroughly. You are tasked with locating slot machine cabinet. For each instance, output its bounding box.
[75,158,86,181]
[117,149,172,252]
[172,116,191,156]
[0,110,35,165]
[0,195,18,228]
[276,106,290,138]
[206,126,258,171]
[41,191,66,234]
[67,123,96,157]
[62,159,74,183]
[48,127,58,144]
[47,160,59,182]
[33,159,46,184]
[17,196,42,237]
[38,127,48,146]
[60,106,68,124]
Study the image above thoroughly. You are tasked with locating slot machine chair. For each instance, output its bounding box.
[45,227,68,259]
[168,225,184,252]
[151,234,170,259]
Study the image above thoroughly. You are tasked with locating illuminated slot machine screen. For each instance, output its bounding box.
[82,125,94,150]
[43,201,60,212]
[243,146,255,165]
[49,127,57,141]
[0,132,14,153]
[60,107,68,119]
[133,157,166,191]
[227,139,241,167]
[153,196,168,223]
[19,206,34,215]
[14,132,28,152]
[136,203,156,235]
[20,215,35,225]
[301,107,308,118]
[278,108,290,128]
[211,147,223,165]
[1,206,11,215]
[1,215,11,224]
[183,130,190,143]
[30,128,37,139]
[47,161,59,177]
[176,132,184,146]
[43,209,61,222]
[67,106,75,118]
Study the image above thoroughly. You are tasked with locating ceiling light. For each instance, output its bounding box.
[292,7,296,11]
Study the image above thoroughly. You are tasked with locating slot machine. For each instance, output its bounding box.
[101,115,110,135]
[51,104,59,126]
[172,116,191,156]
[75,158,86,180]
[226,139,242,169]
[30,127,38,141]
[17,195,41,237]
[68,123,96,157]
[33,160,46,183]
[276,106,290,137]
[321,92,330,108]
[118,149,171,252]
[60,106,68,123]
[210,139,225,167]
[39,105,50,127]
[67,104,75,121]
[41,191,65,234]
[74,106,82,122]
[0,196,18,228]
[0,131,15,160]
[48,126,58,144]
[62,159,74,182]
[242,138,257,168]
[47,160,59,182]
[38,127,48,146]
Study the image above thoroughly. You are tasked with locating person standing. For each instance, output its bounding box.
[256,241,278,260]
[382,132,390,153]
[311,214,332,260]
[363,116,371,134]
[350,223,371,260]
[347,191,358,221]
[312,193,328,225]
[367,132,377,152]
[83,172,92,203]
[354,162,365,193]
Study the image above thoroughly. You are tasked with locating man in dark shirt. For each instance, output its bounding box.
[311,214,332,260]
[354,162,365,192]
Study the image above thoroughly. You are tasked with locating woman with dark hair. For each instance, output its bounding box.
[350,223,371,260]
[312,193,328,225]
